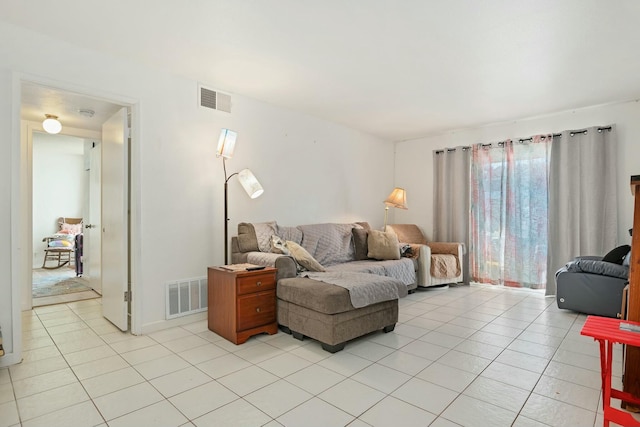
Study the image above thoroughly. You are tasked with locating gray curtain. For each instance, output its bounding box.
[433,146,471,284]
[546,126,618,296]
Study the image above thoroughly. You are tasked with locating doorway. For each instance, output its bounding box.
[20,80,133,332]
[31,132,100,307]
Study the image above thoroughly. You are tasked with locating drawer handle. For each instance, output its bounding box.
[256,307,261,313]
[256,281,262,287]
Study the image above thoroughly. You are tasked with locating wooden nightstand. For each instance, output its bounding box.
[207,266,277,344]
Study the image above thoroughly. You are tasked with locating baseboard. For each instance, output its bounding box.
[138,311,207,335]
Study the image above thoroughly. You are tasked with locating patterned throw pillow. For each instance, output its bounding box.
[61,222,83,235]
[253,221,278,252]
[270,235,290,255]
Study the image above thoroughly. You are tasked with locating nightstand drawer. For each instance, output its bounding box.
[237,290,276,331]
[237,272,276,295]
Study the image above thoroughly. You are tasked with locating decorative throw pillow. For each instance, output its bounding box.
[270,235,290,255]
[48,240,72,247]
[352,228,369,260]
[367,230,401,260]
[286,240,326,272]
[61,222,83,235]
[602,245,631,265]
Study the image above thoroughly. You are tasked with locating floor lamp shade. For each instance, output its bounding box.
[224,166,264,265]
[238,169,264,199]
[218,130,264,264]
[216,128,237,159]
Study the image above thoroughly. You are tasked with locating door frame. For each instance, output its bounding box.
[11,73,142,359]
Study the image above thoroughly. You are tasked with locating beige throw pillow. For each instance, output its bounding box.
[367,230,401,260]
[286,241,326,272]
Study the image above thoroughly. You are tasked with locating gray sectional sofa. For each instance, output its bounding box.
[231,221,414,352]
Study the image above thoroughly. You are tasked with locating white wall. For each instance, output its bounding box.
[0,21,394,363]
[394,100,640,245]
[1,67,18,364]
[32,133,85,266]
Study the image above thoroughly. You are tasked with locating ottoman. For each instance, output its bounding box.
[277,277,398,353]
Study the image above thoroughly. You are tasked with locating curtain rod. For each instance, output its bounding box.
[517,126,612,143]
[434,146,471,154]
[435,126,613,153]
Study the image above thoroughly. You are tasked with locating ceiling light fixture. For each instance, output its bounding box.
[42,114,62,134]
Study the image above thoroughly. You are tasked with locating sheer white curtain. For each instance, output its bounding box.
[470,136,551,289]
[433,147,471,284]
[546,126,618,296]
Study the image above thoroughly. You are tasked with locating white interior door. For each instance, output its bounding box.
[101,108,128,331]
[87,141,102,294]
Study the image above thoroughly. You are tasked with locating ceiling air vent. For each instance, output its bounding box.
[199,85,232,113]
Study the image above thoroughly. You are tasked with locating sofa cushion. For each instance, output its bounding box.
[327,259,416,286]
[367,230,400,260]
[352,228,369,260]
[277,277,354,314]
[277,225,303,245]
[286,241,326,272]
[297,223,356,266]
[237,222,259,252]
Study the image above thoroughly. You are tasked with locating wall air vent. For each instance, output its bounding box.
[199,85,232,113]
[166,276,208,319]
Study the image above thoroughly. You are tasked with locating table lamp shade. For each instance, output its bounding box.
[384,187,407,210]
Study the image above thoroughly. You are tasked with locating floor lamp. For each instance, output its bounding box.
[383,187,408,231]
[217,129,264,265]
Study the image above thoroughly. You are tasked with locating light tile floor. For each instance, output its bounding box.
[2,284,639,427]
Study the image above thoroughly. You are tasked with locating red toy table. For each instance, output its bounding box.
[581,316,640,427]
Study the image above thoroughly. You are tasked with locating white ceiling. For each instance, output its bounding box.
[5,0,640,140]
[21,83,123,132]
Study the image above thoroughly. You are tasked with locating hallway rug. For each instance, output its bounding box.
[32,275,91,298]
